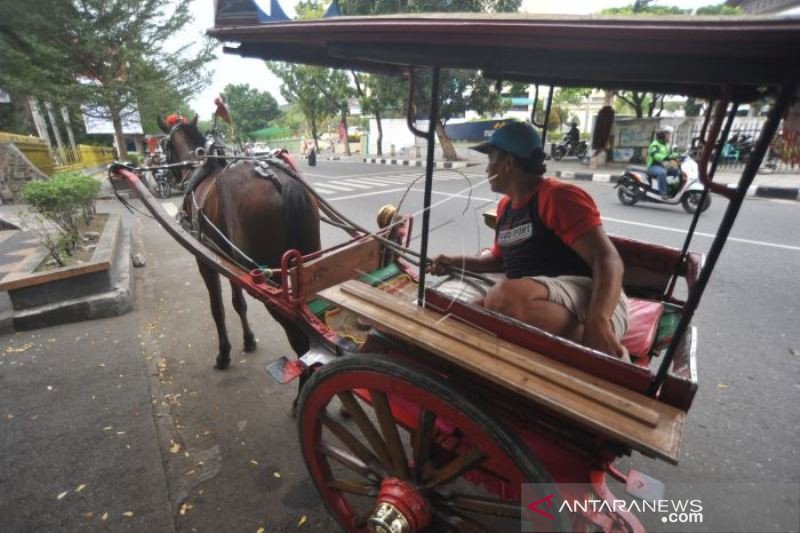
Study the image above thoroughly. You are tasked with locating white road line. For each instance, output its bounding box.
[304,170,421,180]
[161,201,178,217]
[312,182,355,191]
[328,187,411,201]
[601,216,800,251]
[358,177,414,185]
[335,180,374,189]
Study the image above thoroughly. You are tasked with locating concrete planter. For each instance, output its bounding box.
[0,213,133,330]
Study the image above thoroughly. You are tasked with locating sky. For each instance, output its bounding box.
[184,0,732,118]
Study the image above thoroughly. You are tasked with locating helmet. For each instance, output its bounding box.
[657,125,674,135]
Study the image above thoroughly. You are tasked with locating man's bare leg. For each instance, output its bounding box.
[482,279,582,341]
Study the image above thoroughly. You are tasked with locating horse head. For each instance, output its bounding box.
[157,114,205,185]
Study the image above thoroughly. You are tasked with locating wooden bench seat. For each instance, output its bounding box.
[319,280,687,464]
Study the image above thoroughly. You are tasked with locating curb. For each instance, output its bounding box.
[553,170,800,201]
[362,157,472,169]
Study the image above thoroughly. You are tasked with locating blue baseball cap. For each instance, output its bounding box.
[471,121,542,158]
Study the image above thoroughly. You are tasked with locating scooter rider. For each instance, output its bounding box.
[565,122,580,148]
[647,125,680,199]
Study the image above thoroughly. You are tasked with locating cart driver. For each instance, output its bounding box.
[431,121,629,360]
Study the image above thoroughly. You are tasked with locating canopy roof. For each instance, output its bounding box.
[209,12,800,101]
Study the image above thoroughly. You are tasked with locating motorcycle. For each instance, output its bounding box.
[551,139,588,160]
[144,152,173,199]
[615,153,712,214]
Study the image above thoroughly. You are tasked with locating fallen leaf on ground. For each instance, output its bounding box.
[297,515,307,527]
[257,528,265,533]
[57,491,69,500]
[75,484,86,492]
[101,512,108,521]
[82,512,93,519]
[250,459,259,465]
[170,440,181,454]
[718,383,729,389]
[103,426,113,431]
[273,472,281,478]
[179,503,193,516]
[122,511,134,517]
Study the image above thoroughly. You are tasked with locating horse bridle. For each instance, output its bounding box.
[165,122,206,185]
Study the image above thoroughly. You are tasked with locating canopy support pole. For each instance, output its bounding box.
[650,85,793,396]
[665,100,739,298]
[540,85,555,147]
[416,67,441,306]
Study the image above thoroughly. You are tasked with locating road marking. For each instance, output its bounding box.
[358,177,415,185]
[335,180,373,189]
[304,170,421,180]
[161,201,178,217]
[311,182,355,191]
[328,188,411,201]
[601,216,800,251]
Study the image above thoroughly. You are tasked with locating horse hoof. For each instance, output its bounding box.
[214,356,231,370]
[243,335,257,352]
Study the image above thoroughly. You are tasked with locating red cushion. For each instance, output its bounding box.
[622,298,664,359]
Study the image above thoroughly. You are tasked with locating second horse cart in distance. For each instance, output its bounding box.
[112,6,800,533]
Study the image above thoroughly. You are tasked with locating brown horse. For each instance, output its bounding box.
[157,115,321,370]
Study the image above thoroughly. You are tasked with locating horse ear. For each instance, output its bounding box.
[157,115,169,134]
[190,114,198,128]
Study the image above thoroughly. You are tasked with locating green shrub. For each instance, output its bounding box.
[23,172,101,266]
[347,134,361,143]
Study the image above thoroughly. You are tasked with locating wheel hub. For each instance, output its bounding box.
[368,478,430,533]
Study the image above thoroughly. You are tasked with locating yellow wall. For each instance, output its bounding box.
[1,132,115,175]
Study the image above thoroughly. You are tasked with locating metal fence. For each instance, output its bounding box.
[0,131,115,175]
[688,121,799,174]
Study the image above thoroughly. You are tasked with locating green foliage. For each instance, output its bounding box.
[602,1,689,15]
[268,63,339,149]
[0,0,214,158]
[220,84,281,136]
[695,4,743,15]
[23,172,101,265]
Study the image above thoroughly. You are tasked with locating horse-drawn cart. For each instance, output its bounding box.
[110,9,800,532]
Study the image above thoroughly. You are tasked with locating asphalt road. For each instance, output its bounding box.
[1,159,798,532]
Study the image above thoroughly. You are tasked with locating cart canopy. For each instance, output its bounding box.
[209,10,800,101]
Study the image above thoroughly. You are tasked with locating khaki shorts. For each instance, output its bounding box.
[530,275,629,337]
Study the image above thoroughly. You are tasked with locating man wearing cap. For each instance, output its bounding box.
[431,121,629,360]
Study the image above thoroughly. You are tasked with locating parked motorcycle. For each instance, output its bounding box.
[551,139,588,160]
[615,153,711,214]
[144,152,173,199]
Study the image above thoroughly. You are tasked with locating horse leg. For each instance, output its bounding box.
[197,260,232,369]
[230,283,257,352]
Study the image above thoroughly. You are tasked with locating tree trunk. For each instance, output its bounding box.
[340,110,351,156]
[311,117,319,153]
[375,110,384,156]
[110,107,128,160]
[435,121,458,161]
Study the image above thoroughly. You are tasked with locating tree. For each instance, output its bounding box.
[268,64,337,152]
[0,0,214,159]
[353,73,405,156]
[220,84,280,137]
[339,0,522,160]
[614,91,665,118]
[602,2,689,15]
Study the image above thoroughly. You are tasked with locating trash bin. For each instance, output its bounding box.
[308,148,317,167]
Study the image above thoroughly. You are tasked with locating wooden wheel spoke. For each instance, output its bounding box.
[336,391,394,473]
[370,391,411,479]
[437,493,521,519]
[318,441,379,481]
[413,408,437,482]
[433,508,490,533]
[321,412,388,478]
[327,478,379,497]
[422,448,487,490]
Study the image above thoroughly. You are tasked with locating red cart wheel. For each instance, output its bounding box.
[297,355,571,532]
